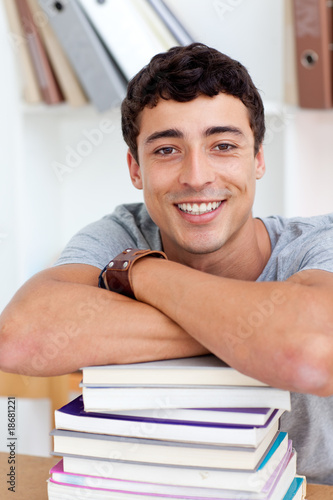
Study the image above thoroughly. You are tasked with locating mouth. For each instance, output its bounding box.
[177,201,222,215]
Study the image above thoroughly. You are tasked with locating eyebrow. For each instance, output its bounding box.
[144,125,245,146]
[145,128,183,145]
[205,126,245,137]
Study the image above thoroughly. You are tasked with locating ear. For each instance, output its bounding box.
[254,144,266,180]
[127,149,143,190]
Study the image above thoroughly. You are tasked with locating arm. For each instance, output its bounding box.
[0,264,208,376]
[131,258,333,396]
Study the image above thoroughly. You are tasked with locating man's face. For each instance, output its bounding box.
[127,93,265,260]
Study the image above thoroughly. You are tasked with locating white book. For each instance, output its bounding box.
[60,432,290,493]
[102,406,277,427]
[51,424,278,470]
[48,450,297,500]
[77,0,179,81]
[81,355,268,387]
[82,384,291,412]
[51,437,294,496]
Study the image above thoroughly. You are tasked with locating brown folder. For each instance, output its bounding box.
[293,0,333,109]
[14,0,64,105]
[26,0,88,107]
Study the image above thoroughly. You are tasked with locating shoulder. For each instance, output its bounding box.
[55,203,161,269]
[258,213,333,281]
[261,213,333,246]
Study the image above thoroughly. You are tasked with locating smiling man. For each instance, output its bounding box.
[1,43,333,483]
[127,93,267,275]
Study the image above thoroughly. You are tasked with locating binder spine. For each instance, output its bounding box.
[293,0,333,108]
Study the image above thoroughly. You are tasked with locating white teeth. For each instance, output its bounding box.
[178,201,222,215]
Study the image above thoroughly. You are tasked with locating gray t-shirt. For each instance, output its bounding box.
[55,203,333,484]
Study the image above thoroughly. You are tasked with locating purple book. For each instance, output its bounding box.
[55,396,284,447]
[58,396,276,426]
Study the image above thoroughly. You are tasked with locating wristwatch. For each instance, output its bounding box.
[98,248,168,299]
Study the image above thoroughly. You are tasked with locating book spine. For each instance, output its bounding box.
[3,0,42,103]
[26,0,88,107]
[14,0,64,104]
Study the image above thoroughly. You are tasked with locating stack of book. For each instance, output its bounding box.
[47,355,306,500]
[2,0,193,111]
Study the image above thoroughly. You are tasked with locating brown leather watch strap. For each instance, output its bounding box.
[98,248,168,298]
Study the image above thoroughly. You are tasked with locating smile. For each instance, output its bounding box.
[177,201,222,215]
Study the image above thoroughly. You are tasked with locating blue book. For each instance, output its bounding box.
[53,433,291,493]
[51,423,285,470]
[50,439,293,496]
[283,476,305,500]
[48,436,295,497]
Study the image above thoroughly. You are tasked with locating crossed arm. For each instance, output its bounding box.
[0,264,207,377]
[1,259,333,395]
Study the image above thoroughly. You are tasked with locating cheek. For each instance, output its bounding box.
[227,162,257,191]
[225,176,257,205]
[141,176,165,216]
[142,168,171,197]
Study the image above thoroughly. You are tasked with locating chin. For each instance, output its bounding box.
[180,239,226,256]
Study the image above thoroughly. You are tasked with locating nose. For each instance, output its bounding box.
[178,149,216,191]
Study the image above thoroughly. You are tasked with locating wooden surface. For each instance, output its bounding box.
[307,482,333,499]
[0,370,82,417]
[0,452,332,499]
[0,453,58,500]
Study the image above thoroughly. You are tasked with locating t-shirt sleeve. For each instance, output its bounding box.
[54,218,139,270]
[280,222,333,280]
[53,204,161,270]
[299,229,333,273]
[259,214,333,282]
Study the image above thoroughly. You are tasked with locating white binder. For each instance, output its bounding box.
[38,0,127,111]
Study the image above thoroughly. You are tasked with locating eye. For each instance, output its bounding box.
[213,143,235,152]
[155,146,177,155]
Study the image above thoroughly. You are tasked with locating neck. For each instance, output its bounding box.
[162,218,271,281]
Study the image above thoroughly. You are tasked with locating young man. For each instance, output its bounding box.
[1,43,333,482]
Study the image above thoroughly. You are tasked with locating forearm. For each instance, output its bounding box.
[0,271,207,377]
[132,259,333,395]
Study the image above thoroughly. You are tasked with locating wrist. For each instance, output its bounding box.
[98,248,167,299]
[130,256,165,302]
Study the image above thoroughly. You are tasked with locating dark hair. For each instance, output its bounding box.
[121,43,265,162]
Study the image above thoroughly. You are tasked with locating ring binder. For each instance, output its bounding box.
[293,0,333,108]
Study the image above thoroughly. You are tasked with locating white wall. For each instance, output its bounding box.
[167,0,285,103]
[284,108,333,217]
[0,397,51,456]
[0,3,22,310]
